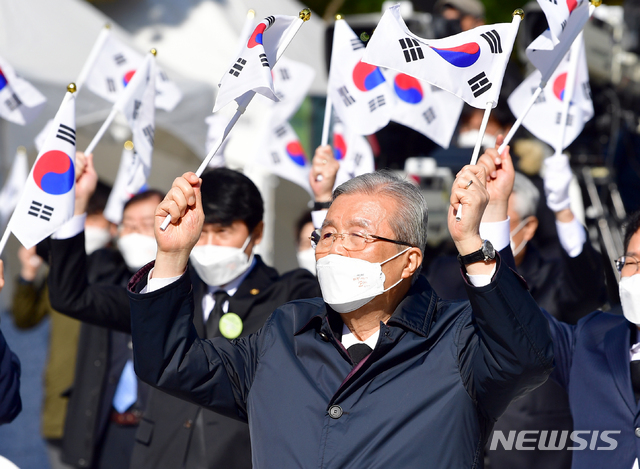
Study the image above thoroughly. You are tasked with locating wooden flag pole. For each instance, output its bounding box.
[160,9,313,231]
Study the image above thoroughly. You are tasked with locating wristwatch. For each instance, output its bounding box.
[457,239,496,267]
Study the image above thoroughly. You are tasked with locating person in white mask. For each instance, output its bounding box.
[536,210,640,469]
[127,163,554,468]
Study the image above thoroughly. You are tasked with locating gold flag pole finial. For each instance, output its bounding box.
[124,141,134,151]
[150,48,158,56]
[17,146,26,154]
[335,14,343,20]
[104,23,111,29]
[247,9,255,18]
[67,83,77,93]
[512,9,525,19]
[299,8,311,22]
[590,0,602,6]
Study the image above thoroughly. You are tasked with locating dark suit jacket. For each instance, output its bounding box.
[47,235,140,467]
[48,231,320,469]
[0,328,21,425]
[546,311,640,468]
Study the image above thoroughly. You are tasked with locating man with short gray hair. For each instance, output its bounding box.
[127,164,553,468]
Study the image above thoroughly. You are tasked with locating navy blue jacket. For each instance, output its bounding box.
[129,255,554,468]
[0,328,21,424]
[546,310,640,468]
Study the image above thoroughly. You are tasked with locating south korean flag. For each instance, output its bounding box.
[327,19,394,136]
[332,121,375,188]
[0,54,47,125]
[362,4,520,109]
[509,35,593,149]
[253,121,312,195]
[213,15,298,113]
[537,0,588,46]
[84,31,182,111]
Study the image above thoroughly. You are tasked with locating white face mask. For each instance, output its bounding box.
[316,248,410,314]
[189,236,253,287]
[457,129,498,150]
[620,274,640,324]
[117,233,158,271]
[85,226,112,255]
[297,248,316,275]
[509,217,532,257]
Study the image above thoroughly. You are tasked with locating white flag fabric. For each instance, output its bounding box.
[270,56,316,126]
[0,147,29,227]
[526,0,591,83]
[213,15,297,113]
[114,53,156,197]
[328,19,394,136]
[332,122,375,188]
[253,121,311,194]
[537,0,586,46]
[103,142,137,224]
[8,92,76,248]
[382,69,463,149]
[84,31,182,111]
[363,5,519,109]
[509,38,593,149]
[0,55,46,125]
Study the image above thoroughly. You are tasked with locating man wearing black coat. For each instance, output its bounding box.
[127,160,554,467]
[47,154,319,468]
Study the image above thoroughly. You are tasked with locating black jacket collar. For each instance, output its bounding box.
[295,274,439,339]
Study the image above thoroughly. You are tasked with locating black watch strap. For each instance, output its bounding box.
[313,201,332,211]
[457,240,495,267]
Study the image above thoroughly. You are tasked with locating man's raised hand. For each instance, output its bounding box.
[309,145,340,203]
[476,134,515,222]
[153,172,204,279]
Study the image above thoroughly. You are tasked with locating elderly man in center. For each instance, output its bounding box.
[127,162,554,468]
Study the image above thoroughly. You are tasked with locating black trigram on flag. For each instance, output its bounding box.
[548,0,558,4]
[279,68,290,81]
[132,100,142,120]
[107,78,116,93]
[468,72,492,98]
[159,71,169,82]
[5,93,22,111]
[114,54,126,66]
[274,126,287,138]
[533,88,546,104]
[265,16,275,27]
[229,58,247,77]
[582,82,592,101]
[368,95,386,112]
[260,54,270,68]
[28,201,54,221]
[351,38,365,51]
[56,124,76,146]
[354,152,363,167]
[480,30,502,54]
[430,85,442,93]
[338,86,355,106]
[561,20,567,30]
[142,125,155,145]
[556,113,574,126]
[271,151,281,164]
[275,91,285,101]
[423,107,436,124]
[399,38,424,63]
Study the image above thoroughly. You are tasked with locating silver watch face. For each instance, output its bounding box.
[482,240,495,259]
